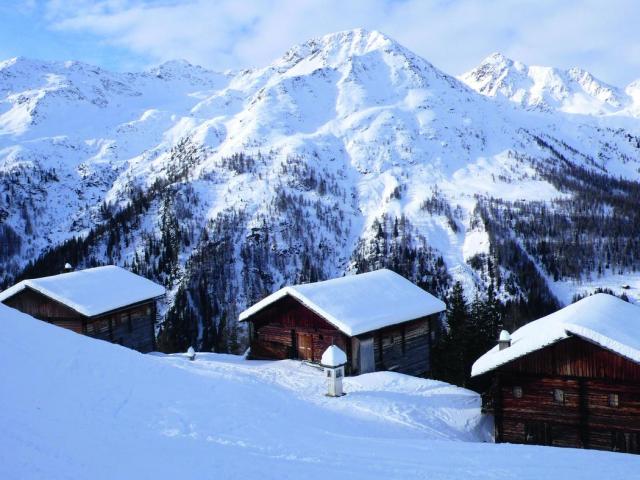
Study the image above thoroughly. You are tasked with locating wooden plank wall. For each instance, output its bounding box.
[247,295,433,377]
[87,302,156,353]
[2,288,156,352]
[489,337,640,453]
[500,336,640,382]
[370,317,431,377]
[3,287,84,333]
[248,295,349,364]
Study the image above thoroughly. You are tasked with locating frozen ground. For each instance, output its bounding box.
[1,305,639,479]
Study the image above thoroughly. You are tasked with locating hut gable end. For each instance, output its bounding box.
[499,336,640,383]
[4,286,82,320]
[0,266,164,353]
[473,294,640,453]
[249,294,349,364]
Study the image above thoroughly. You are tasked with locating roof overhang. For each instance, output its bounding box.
[240,288,443,337]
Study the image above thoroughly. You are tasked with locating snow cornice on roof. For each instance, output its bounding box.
[239,269,445,337]
[471,293,640,377]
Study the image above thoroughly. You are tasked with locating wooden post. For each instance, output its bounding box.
[151,302,157,351]
[427,315,433,375]
[579,378,590,449]
[494,373,503,443]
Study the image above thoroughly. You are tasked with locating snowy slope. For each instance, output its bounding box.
[4,29,640,347]
[2,304,639,479]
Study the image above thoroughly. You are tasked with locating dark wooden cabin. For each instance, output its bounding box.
[472,293,640,454]
[0,265,165,352]
[239,269,445,377]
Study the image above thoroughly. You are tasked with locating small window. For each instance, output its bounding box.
[513,386,523,398]
[326,371,332,378]
[609,393,620,407]
[336,369,343,378]
[553,389,565,404]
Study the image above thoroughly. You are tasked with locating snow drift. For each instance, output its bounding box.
[1,304,639,479]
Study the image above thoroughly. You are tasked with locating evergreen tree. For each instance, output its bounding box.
[432,282,471,386]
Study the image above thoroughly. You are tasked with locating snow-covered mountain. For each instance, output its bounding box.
[3,29,640,350]
[459,52,633,115]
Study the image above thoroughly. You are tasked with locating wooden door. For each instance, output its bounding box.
[525,422,553,446]
[297,333,313,360]
[359,336,375,374]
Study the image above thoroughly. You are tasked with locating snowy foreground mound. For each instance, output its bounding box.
[1,308,639,479]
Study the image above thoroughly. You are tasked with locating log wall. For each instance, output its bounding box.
[2,287,157,353]
[248,295,349,364]
[4,287,84,333]
[485,336,640,453]
[86,301,156,353]
[370,317,431,377]
[247,294,433,377]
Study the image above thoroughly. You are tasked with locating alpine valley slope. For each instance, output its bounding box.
[2,303,640,480]
[3,29,640,350]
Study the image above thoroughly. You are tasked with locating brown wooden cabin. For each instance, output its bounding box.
[472,293,640,454]
[239,269,446,377]
[0,265,165,353]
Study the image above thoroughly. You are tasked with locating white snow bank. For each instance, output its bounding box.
[0,265,165,317]
[472,294,640,376]
[239,269,445,336]
[2,303,638,480]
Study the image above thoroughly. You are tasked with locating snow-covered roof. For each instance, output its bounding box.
[321,345,347,367]
[0,266,165,317]
[239,269,445,336]
[471,294,640,377]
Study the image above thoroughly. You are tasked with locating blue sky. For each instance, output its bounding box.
[2,0,640,86]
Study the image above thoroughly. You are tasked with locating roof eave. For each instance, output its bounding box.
[1,282,165,319]
[240,288,445,337]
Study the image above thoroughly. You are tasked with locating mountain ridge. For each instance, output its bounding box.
[459,51,635,115]
[3,28,640,351]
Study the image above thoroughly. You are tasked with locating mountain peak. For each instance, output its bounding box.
[147,59,226,85]
[481,52,514,66]
[316,28,393,48]
[276,28,407,70]
[461,52,629,114]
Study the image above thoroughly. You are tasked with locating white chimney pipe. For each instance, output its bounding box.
[498,330,511,350]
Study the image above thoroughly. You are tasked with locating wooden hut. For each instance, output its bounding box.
[239,269,445,377]
[472,293,640,454]
[0,265,165,352]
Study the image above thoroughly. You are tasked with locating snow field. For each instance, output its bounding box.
[1,304,639,479]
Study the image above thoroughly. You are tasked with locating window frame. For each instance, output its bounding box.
[553,388,565,405]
